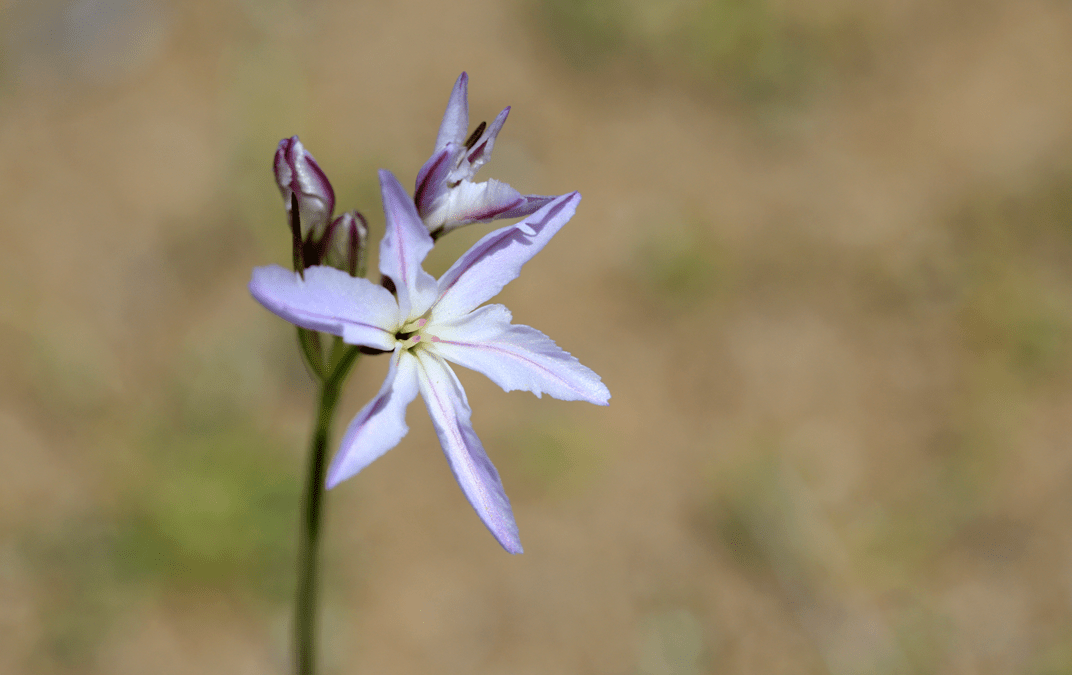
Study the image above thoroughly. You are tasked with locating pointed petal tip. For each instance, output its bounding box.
[324,458,360,489]
[504,540,524,555]
[491,523,523,554]
[594,381,611,406]
[324,451,359,491]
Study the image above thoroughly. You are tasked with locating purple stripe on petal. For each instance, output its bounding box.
[465,106,509,176]
[432,192,580,320]
[492,194,557,221]
[430,304,611,405]
[414,351,522,554]
[274,136,336,240]
[294,146,335,216]
[466,139,488,168]
[461,195,526,224]
[437,336,608,403]
[414,146,453,218]
[326,350,421,488]
[378,170,437,318]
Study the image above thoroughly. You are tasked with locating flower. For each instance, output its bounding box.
[250,170,610,553]
[414,72,557,237]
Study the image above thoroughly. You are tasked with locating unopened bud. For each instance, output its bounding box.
[274,136,335,243]
[322,211,369,277]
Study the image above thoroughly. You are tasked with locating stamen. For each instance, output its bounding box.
[464,121,486,150]
[395,316,431,350]
[399,316,427,335]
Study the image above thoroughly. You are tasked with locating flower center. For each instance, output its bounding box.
[395,317,429,351]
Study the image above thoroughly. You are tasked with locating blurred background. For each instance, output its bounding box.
[2,0,1071,673]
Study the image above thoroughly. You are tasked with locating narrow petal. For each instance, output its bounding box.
[434,72,469,152]
[432,192,581,320]
[430,304,611,405]
[435,178,525,232]
[414,350,522,554]
[491,194,557,221]
[249,265,397,350]
[326,350,421,488]
[448,106,510,184]
[413,145,453,219]
[378,170,438,318]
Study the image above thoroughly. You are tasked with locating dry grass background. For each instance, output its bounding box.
[2,0,1072,673]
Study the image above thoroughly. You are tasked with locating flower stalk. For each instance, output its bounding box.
[295,338,361,675]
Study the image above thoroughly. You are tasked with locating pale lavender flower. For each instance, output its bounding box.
[250,170,610,553]
[414,72,557,237]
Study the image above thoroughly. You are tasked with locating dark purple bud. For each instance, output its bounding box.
[274,136,336,242]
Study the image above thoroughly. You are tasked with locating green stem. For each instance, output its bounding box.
[295,341,361,675]
[297,327,325,380]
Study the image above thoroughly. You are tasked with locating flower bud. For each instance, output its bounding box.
[274,136,335,243]
[322,211,369,277]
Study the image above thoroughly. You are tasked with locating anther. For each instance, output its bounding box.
[464,121,487,150]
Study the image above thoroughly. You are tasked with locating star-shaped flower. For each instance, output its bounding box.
[414,72,556,238]
[250,170,610,553]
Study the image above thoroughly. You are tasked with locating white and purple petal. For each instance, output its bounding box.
[430,304,610,405]
[432,191,581,320]
[434,72,469,152]
[447,106,510,184]
[326,350,421,488]
[378,170,438,318]
[489,194,557,221]
[428,178,525,233]
[414,145,454,219]
[249,265,397,350]
[414,350,522,554]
